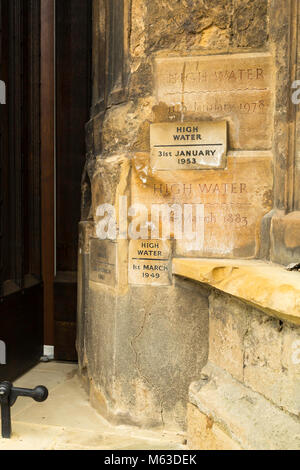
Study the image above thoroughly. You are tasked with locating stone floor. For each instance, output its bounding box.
[0,362,186,450]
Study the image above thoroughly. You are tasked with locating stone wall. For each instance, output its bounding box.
[78,0,300,432]
[188,290,300,450]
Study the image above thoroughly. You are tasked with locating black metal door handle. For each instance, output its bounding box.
[0,381,48,438]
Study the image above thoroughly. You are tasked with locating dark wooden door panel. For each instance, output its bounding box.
[54,276,77,361]
[0,0,43,380]
[55,0,91,361]
[56,0,92,272]
[0,284,43,381]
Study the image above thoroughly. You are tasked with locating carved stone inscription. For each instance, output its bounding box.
[90,239,117,286]
[132,152,273,258]
[128,239,172,286]
[155,53,274,149]
[150,121,227,170]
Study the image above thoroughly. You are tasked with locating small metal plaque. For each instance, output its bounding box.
[150,121,227,170]
[128,240,172,286]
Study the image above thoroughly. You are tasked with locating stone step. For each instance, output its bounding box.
[188,362,300,450]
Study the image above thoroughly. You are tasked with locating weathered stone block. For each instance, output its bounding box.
[89,239,117,287]
[244,314,300,417]
[172,258,300,326]
[84,278,209,429]
[91,154,131,219]
[77,222,93,368]
[174,258,300,417]
[244,314,283,407]
[281,324,300,416]
[208,292,249,382]
[132,152,273,258]
[189,362,300,450]
[155,53,274,149]
[270,211,300,265]
[146,0,268,53]
[187,403,242,450]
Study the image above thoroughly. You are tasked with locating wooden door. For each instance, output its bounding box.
[54,0,91,361]
[0,0,43,381]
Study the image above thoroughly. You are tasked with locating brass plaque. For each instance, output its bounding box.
[150,121,227,171]
[128,240,172,286]
[89,239,117,286]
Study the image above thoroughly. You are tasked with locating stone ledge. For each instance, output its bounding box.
[189,362,300,450]
[172,258,300,326]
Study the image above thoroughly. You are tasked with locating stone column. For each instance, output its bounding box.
[78,0,295,429]
[261,0,300,264]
